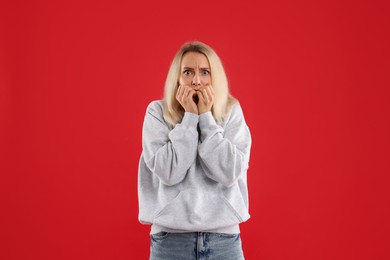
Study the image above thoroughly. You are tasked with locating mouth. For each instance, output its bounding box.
[193,93,199,104]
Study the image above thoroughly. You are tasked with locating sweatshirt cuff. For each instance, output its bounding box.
[181,112,199,129]
[199,112,222,142]
[199,111,216,128]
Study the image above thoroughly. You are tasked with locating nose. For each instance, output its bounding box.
[192,72,201,86]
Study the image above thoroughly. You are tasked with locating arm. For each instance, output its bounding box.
[142,101,199,186]
[198,104,252,187]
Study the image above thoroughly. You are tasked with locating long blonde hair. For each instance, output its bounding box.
[163,41,237,127]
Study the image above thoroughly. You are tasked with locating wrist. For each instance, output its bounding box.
[198,108,211,114]
[185,107,199,114]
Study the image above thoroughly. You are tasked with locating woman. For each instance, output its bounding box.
[138,41,252,260]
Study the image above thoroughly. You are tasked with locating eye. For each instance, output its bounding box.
[201,70,210,75]
[183,70,192,76]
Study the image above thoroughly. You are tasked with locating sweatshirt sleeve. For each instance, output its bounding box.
[141,101,199,186]
[198,103,251,187]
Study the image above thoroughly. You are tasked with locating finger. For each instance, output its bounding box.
[189,89,197,100]
[202,89,209,103]
[181,87,187,102]
[209,85,215,96]
[178,86,187,103]
[183,86,190,98]
[176,85,181,99]
[197,90,204,102]
[205,86,214,101]
[187,87,197,101]
[186,87,193,96]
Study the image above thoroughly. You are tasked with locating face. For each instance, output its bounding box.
[178,52,211,89]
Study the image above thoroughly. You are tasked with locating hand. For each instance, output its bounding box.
[176,85,199,114]
[196,85,215,114]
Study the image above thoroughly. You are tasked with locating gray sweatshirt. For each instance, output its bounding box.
[138,100,252,234]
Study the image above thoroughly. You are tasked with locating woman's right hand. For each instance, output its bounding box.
[176,85,198,114]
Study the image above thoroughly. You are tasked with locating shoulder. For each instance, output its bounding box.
[225,95,245,118]
[146,100,163,111]
[145,100,164,116]
[144,100,170,126]
[144,100,163,118]
[231,101,243,114]
[228,100,245,120]
[222,100,248,129]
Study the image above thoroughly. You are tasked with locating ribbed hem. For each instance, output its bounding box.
[150,224,240,235]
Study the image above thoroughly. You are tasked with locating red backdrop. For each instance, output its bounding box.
[1,0,389,259]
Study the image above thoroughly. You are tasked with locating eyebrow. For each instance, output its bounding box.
[182,66,210,70]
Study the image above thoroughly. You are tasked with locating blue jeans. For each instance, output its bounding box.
[150,232,245,260]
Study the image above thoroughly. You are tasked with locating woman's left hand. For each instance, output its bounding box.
[196,85,215,114]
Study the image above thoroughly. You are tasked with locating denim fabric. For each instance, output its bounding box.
[150,232,245,260]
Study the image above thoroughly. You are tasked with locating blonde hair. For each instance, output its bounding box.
[162,41,237,127]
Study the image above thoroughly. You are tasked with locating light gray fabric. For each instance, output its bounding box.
[138,100,252,234]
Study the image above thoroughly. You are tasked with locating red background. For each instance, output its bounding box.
[1,0,389,259]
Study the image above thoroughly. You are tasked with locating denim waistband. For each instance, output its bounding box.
[150,223,240,234]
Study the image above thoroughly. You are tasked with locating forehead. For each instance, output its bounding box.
[181,52,210,68]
